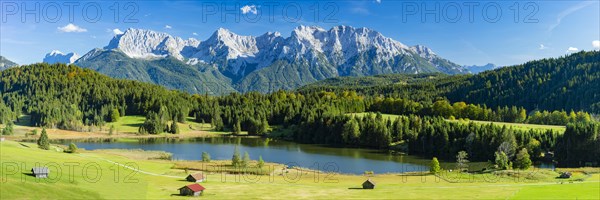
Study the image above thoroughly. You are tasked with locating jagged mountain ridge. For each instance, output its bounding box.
[464,63,501,74]
[75,25,469,93]
[0,56,18,71]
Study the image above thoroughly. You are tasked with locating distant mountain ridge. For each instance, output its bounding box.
[73,26,469,94]
[464,63,500,74]
[0,56,18,71]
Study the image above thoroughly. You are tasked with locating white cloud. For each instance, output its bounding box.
[593,40,600,49]
[112,28,124,35]
[539,44,547,50]
[192,32,198,36]
[566,47,579,53]
[241,5,257,14]
[375,0,381,3]
[57,23,87,33]
[165,25,172,29]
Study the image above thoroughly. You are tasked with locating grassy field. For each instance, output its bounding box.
[349,113,566,132]
[3,115,232,142]
[447,119,566,132]
[1,140,598,199]
[105,116,214,134]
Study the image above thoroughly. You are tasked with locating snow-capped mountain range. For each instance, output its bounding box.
[68,25,469,93]
[43,50,80,64]
[87,26,467,76]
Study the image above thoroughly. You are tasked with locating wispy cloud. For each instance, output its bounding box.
[539,44,547,50]
[192,32,198,36]
[375,0,381,3]
[57,23,87,33]
[351,7,370,15]
[0,38,35,45]
[566,47,579,53]
[241,5,258,14]
[593,40,600,49]
[165,25,172,29]
[548,1,595,32]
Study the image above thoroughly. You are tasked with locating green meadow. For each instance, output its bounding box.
[1,140,598,199]
[348,112,566,132]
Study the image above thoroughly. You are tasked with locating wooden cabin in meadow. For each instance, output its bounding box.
[186,173,205,182]
[179,184,205,196]
[362,179,376,189]
[559,172,572,179]
[31,167,49,178]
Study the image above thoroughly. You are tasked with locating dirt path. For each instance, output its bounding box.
[77,153,183,179]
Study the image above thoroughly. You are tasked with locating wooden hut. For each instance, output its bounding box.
[185,173,205,182]
[178,184,205,196]
[559,172,572,178]
[362,179,376,189]
[31,167,49,178]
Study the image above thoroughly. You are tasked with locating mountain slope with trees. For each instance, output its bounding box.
[301,51,600,113]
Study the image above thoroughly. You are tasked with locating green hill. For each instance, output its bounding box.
[302,51,600,113]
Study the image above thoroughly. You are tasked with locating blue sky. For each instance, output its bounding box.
[1,0,599,66]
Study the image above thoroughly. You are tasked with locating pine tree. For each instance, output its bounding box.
[259,118,268,135]
[202,152,211,162]
[242,152,250,168]
[109,125,115,135]
[342,118,360,144]
[109,108,120,122]
[38,128,50,150]
[495,151,509,170]
[1,122,13,135]
[257,155,265,168]
[514,148,532,169]
[430,157,441,174]
[456,151,469,171]
[233,119,241,135]
[170,121,179,134]
[232,146,241,167]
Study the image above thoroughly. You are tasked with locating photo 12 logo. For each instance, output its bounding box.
[400,1,539,23]
[1,1,139,23]
[2,161,140,184]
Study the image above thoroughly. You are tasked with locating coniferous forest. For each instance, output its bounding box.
[1,51,599,167]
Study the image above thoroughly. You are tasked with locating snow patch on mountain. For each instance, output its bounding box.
[105,28,199,60]
[43,50,80,64]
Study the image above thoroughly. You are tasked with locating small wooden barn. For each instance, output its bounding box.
[31,167,49,178]
[362,179,376,189]
[185,173,205,182]
[179,184,205,196]
[559,172,572,178]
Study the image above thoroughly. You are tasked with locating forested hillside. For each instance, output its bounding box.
[446,51,600,113]
[1,57,598,167]
[0,63,192,129]
[301,51,600,113]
